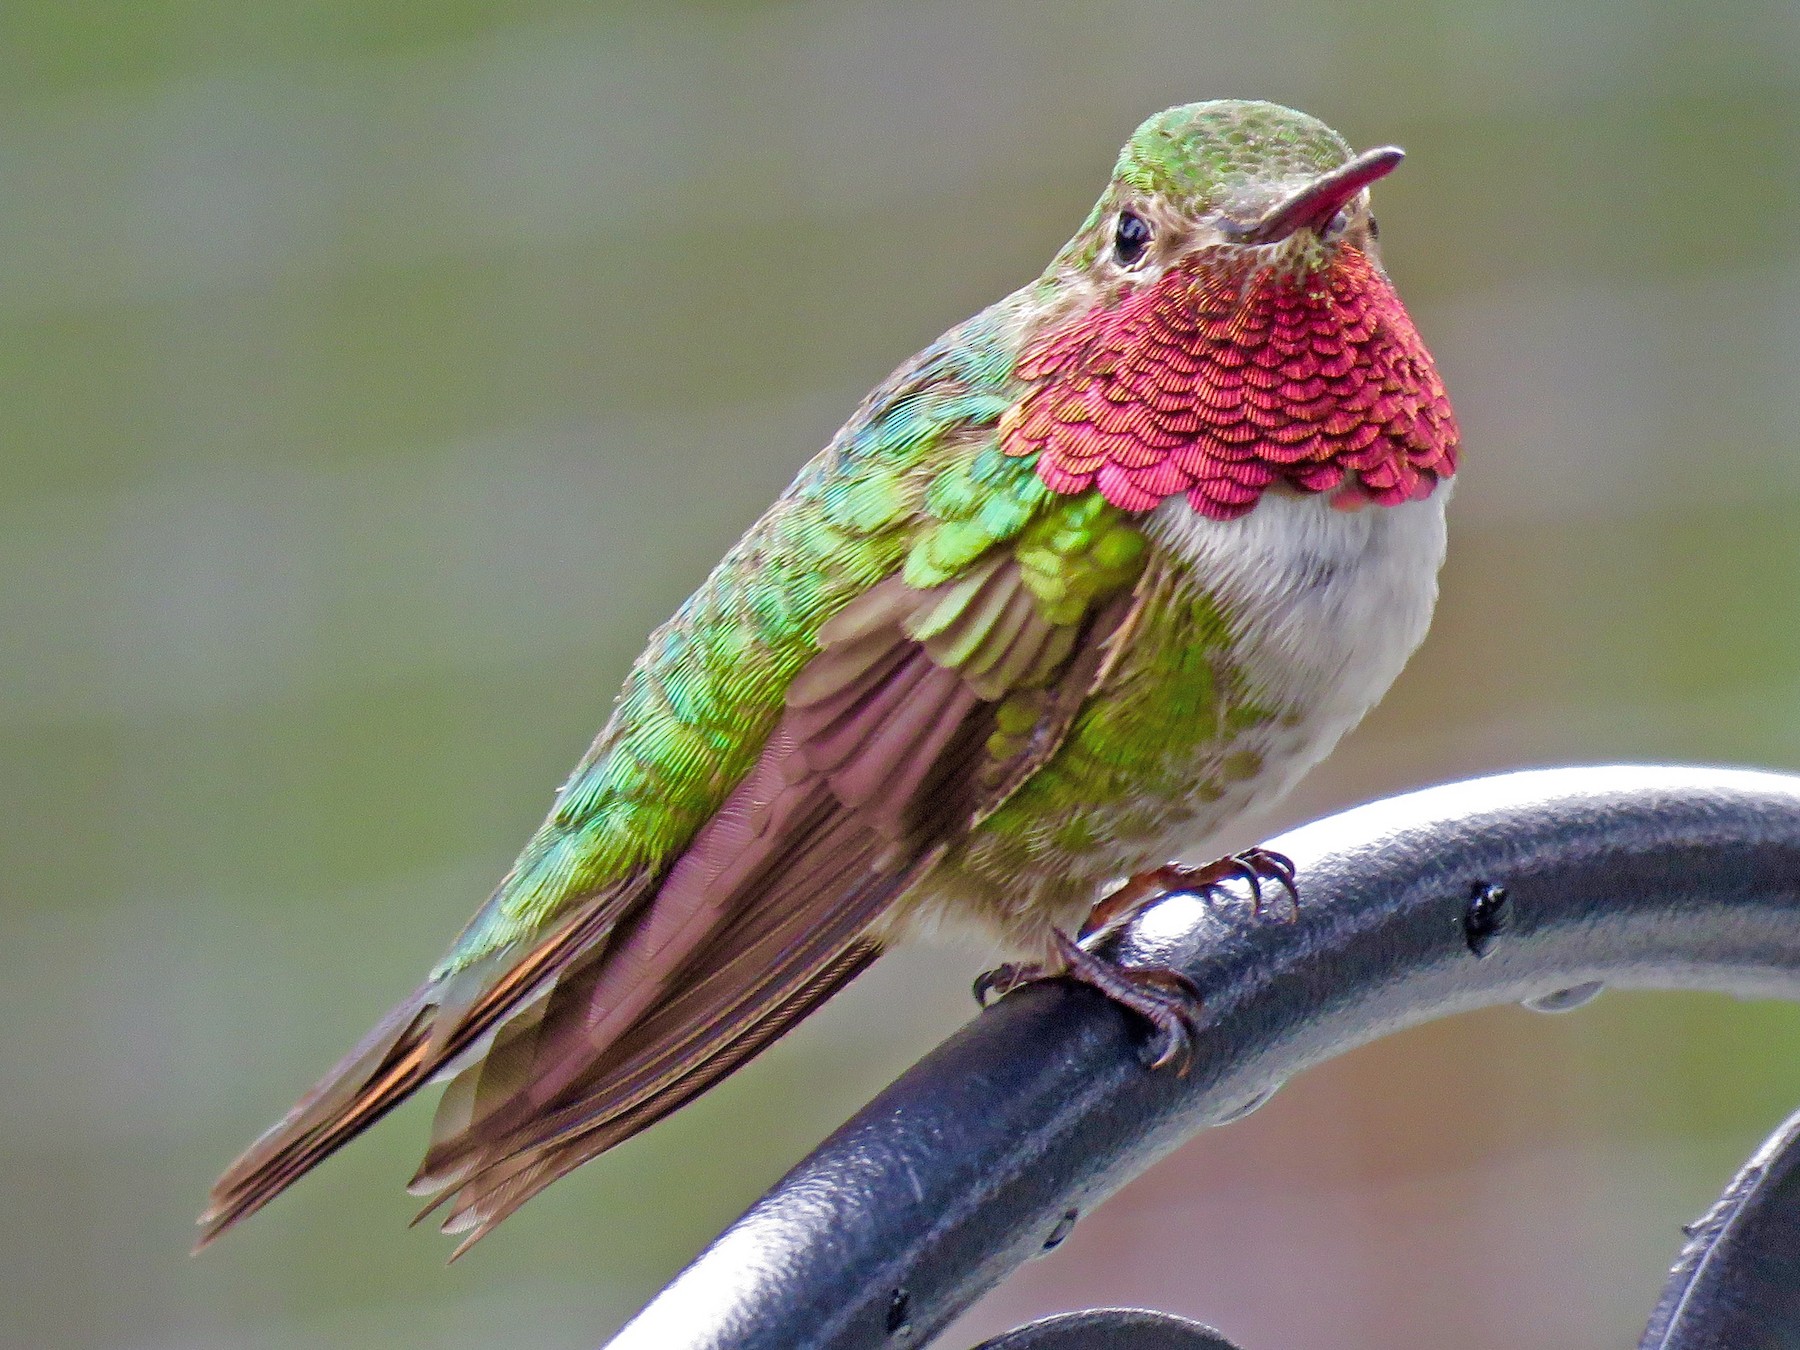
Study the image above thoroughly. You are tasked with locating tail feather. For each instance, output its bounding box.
[197,885,637,1249]
[406,989,553,1198]
[196,991,437,1248]
[437,938,882,1255]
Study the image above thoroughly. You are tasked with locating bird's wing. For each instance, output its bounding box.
[199,315,1150,1248]
[409,542,1145,1248]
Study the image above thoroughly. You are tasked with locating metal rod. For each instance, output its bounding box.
[1642,1099,1800,1349]
[602,765,1800,1350]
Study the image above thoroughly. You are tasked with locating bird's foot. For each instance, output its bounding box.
[973,932,1203,1072]
[973,849,1297,1069]
[1079,847,1300,940]
[1051,929,1202,1072]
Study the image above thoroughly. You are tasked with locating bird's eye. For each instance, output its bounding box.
[1114,211,1152,266]
[1324,208,1351,238]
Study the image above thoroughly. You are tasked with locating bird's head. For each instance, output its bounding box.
[1054,100,1396,295]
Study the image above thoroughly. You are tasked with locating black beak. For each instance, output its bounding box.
[1231,146,1404,245]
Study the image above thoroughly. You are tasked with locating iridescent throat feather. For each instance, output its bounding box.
[1000,246,1458,517]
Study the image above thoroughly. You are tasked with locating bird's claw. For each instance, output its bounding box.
[972,961,1045,1007]
[972,939,1202,1072]
[1050,929,1203,1074]
[1078,847,1301,941]
[1226,846,1300,920]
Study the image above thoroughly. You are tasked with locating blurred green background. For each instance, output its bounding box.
[6,1,1800,1347]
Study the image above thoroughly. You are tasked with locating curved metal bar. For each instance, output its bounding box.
[601,765,1800,1350]
[1641,1102,1800,1348]
[970,1308,1245,1348]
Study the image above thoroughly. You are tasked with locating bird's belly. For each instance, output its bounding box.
[903,489,1448,956]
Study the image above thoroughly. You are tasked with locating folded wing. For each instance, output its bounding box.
[409,557,1138,1249]
[200,318,1152,1249]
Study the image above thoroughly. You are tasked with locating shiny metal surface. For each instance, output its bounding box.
[603,766,1800,1350]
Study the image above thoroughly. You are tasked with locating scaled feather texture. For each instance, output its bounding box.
[1002,247,1457,516]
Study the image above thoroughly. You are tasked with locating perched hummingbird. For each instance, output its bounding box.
[201,100,1456,1252]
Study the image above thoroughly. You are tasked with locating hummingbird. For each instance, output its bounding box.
[200,99,1457,1253]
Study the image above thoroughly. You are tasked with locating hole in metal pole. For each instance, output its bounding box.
[1463,882,1509,957]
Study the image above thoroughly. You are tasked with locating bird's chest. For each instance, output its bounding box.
[1116,491,1447,825]
[940,490,1446,946]
[1001,492,1444,864]
[1142,489,1448,741]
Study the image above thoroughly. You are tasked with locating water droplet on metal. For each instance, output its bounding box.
[1523,981,1605,1014]
[1212,1082,1285,1125]
[1041,1208,1079,1252]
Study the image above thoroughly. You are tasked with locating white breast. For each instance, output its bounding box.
[1145,487,1450,834]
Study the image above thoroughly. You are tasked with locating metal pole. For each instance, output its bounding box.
[602,765,1800,1350]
